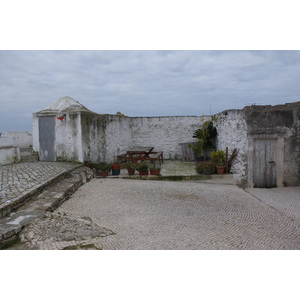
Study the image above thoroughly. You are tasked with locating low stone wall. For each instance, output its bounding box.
[0,146,20,165]
[0,132,32,165]
[0,132,32,148]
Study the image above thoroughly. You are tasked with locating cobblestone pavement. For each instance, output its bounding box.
[245,187,300,223]
[0,162,81,207]
[56,179,300,250]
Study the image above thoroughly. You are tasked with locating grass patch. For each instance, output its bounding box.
[62,243,101,250]
[1,237,22,249]
[122,175,211,181]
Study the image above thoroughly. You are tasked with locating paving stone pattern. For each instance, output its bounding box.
[2,161,300,250]
[0,162,79,207]
[0,163,95,249]
[56,179,300,250]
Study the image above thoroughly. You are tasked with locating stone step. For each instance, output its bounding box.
[0,166,95,249]
[20,148,33,155]
[20,148,39,162]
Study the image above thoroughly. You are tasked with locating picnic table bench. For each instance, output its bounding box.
[148,151,164,165]
[117,147,164,165]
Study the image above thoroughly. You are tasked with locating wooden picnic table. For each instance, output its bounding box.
[117,147,164,165]
[125,147,155,162]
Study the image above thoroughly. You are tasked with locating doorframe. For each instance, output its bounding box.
[247,133,284,188]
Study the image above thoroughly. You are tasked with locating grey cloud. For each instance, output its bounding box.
[1,50,300,132]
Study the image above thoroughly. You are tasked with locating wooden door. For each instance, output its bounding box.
[39,116,56,161]
[253,139,277,188]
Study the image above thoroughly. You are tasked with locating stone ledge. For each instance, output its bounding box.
[0,166,94,249]
[0,166,84,218]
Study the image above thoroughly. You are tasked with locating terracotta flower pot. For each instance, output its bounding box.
[127,169,135,175]
[139,171,149,176]
[216,166,225,174]
[99,172,109,177]
[150,169,160,175]
[112,164,121,170]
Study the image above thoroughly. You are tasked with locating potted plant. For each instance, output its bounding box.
[111,160,122,176]
[149,164,161,175]
[195,161,216,175]
[124,161,137,175]
[210,150,226,174]
[189,119,217,161]
[136,162,149,175]
[95,162,111,177]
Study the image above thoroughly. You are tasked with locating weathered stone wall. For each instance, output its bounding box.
[31,97,300,187]
[244,102,300,187]
[285,109,300,185]
[215,110,248,185]
[0,146,20,165]
[32,114,39,152]
[55,112,83,162]
[130,116,205,159]
[0,132,32,148]
[105,115,134,161]
[80,113,204,162]
[0,132,32,165]
[81,113,133,163]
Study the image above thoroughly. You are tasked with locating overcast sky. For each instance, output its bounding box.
[1,50,300,132]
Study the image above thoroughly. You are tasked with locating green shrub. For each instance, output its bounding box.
[210,150,226,166]
[94,162,111,172]
[149,164,161,171]
[136,162,149,172]
[195,161,216,175]
[124,161,138,170]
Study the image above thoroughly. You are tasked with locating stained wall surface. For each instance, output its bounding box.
[31,97,300,187]
[244,103,300,187]
[0,132,32,148]
[215,109,248,185]
[80,113,206,162]
[0,132,32,165]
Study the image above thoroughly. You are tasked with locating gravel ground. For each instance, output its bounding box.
[56,179,300,250]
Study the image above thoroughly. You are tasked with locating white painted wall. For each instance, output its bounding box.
[215,109,248,185]
[32,107,248,184]
[105,115,133,161]
[130,116,208,159]
[0,132,32,165]
[55,112,82,162]
[80,114,206,162]
[32,114,39,152]
[0,147,20,165]
[0,132,32,148]
[81,113,133,163]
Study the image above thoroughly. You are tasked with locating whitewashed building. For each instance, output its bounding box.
[32,96,300,187]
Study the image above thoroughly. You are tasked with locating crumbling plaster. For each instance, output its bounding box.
[80,113,205,162]
[55,112,83,162]
[81,113,133,163]
[31,97,300,187]
[215,109,248,185]
[244,103,300,187]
